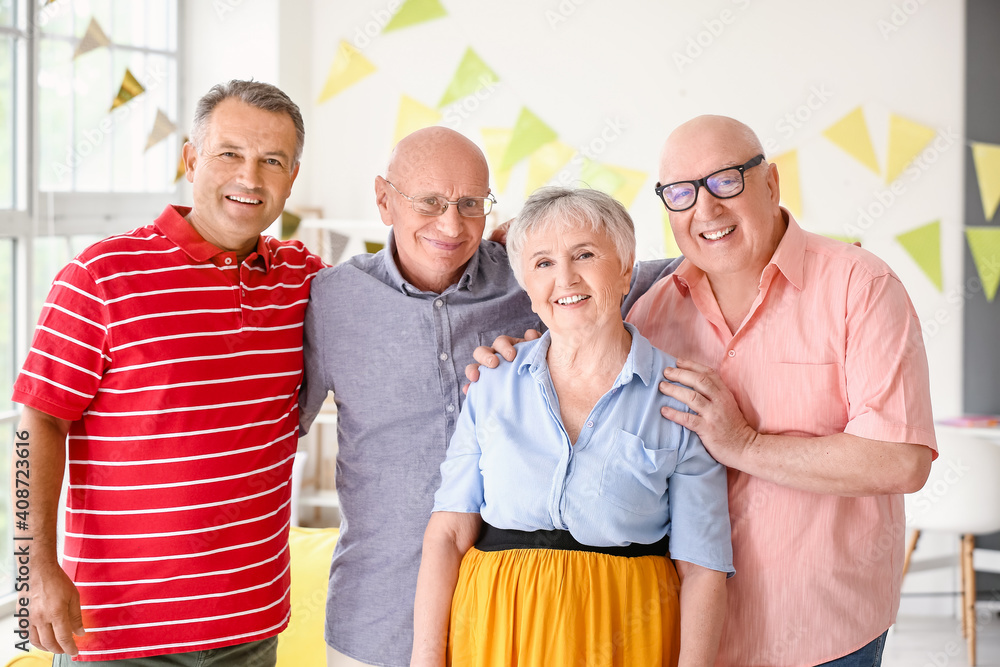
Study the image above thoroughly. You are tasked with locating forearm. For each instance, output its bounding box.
[411,514,479,667]
[676,561,726,667]
[14,407,70,565]
[731,432,933,497]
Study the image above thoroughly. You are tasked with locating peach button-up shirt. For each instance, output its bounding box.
[627,211,936,666]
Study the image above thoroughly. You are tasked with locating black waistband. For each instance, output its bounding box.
[474,523,669,558]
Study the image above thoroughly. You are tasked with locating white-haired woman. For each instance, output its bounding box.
[410,187,732,667]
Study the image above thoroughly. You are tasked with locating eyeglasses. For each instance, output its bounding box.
[386,180,496,217]
[654,154,766,212]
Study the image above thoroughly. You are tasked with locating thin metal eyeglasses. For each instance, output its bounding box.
[386,180,496,217]
[654,154,766,212]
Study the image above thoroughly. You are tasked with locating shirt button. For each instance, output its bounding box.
[435,300,443,308]
[224,257,233,265]
[728,350,736,358]
[242,290,246,296]
[447,404,455,413]
[439,353,448,361]
[586,420,594,428]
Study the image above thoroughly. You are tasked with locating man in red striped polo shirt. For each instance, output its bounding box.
[12,80,323,665]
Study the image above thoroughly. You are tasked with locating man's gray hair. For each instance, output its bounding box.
[508,187,636,287]
[190,80,305,166]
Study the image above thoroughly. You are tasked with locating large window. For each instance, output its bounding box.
[0,0,179,606]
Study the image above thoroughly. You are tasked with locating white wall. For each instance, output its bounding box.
[185,0,968,615]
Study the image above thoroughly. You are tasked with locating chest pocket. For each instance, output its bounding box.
[599,429,678,516]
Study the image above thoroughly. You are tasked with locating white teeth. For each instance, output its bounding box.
[557,295,590,305]
[702,225,736,241]
[227,195,262,204]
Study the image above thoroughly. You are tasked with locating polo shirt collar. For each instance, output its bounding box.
[382,228,482,295]
[153,205,272,270]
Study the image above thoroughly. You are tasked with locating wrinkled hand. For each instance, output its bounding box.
[658,358,758,467]
[488,219,513,246]
[28,562,85,655]
[462,330,541,393]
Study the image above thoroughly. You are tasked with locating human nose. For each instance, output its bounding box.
[435,204,464,237]
[556,260,579,287]
[689,183,724,219]
[234,159,264,190]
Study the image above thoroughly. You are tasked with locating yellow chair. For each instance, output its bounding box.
[276,526,340,667]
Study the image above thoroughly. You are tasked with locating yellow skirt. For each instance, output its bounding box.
[448,547,680,667]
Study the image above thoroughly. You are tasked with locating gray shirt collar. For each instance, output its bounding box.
[382,228,482,296]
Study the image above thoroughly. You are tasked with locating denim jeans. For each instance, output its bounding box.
[817,630,888,667]
[52,636,277,667]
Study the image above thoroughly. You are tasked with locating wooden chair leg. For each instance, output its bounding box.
[961,535,969,639]
[902,529,920,579]
[963,534,977,666]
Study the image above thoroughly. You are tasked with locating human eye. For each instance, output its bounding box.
[535,259,553,269]
[576,250,595,260]
[419,196,440,206]
[265,158,283,167]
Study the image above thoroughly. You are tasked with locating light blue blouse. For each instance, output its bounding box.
[433,323,734,575]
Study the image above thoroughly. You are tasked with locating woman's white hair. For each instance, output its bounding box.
[507,187,636,287]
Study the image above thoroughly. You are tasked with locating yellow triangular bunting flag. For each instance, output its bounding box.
[281,210,302,240]
[393,95,441,145]
[663,210,682,259]
[145,109,177,152]
[580,159,626,195]
[896,220,942,291]
[174,136,189,184]
[383,0,447,33]
[74,17,111,59]
[501,108,558,171]
[525,141,575,197]
[822,107,880,176]
[965,227,1000,302]
[770,150,802,219]
[606,165,647,209]
[481,127,513,194]
[110,68,144,110]
[885,114,936,184]
[365,241,386,254]
[318,41,376,104]
[971,142,1000,222]
[438,48,500,109]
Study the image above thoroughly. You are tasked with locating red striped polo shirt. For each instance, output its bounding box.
[12,205,324,661]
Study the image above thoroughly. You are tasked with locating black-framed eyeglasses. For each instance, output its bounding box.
[654,154,765,212]
[386,180,496,217]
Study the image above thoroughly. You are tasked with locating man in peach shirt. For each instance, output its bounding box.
[625,115,937,666]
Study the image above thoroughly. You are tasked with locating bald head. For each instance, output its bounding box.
[659,115,764,184]
[386,126,489,188]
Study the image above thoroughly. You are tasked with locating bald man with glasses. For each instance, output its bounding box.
[476,115,936,666]
[298,126,678,667]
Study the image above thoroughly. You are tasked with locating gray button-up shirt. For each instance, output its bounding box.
[299,232,679,667]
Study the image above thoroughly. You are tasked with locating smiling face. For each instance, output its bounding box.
[183,98,300,259]
[659,116,785,283]
[520,221,632,337]
[376,127,490,294]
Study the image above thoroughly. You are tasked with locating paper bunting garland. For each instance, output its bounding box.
[896,220,942,291]
[383,0,447,33]
[822,107,880,176]
[318,41,376,104]
[480,127,514,193]
[605,165,647,209]
[281,210,302,240]
[580,159,626,195]
[74,17,111,59]
[525,141,575,196]
[770,150,802,219]
[365,241,386,254]
[965,227,1000,302]
[885,114,936,184]
[323,230,350,265]
[145,109,177,152]
[174,136,189,183]
[662,210,683,259]
[393,95,442,145]
[438,48,499,109]
[970,142,1000,222]
[500,108,557,171]
[110,68,145,110]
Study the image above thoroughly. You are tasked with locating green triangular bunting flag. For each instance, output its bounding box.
[896,220,942,291]
[966,227,1000,302]
[437,48,499,108]
[383,0,447,33]
[500,108,558,171]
